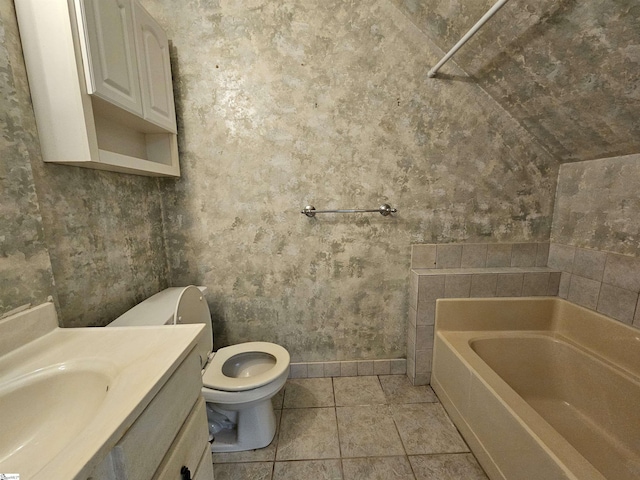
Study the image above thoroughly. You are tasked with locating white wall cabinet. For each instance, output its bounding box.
[133,1,177,132]
[80,0,144,117]
[15,0,180,177]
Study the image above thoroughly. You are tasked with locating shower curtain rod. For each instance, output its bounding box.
[427,0,510,78]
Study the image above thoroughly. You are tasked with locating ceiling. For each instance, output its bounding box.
[394,0,640,163]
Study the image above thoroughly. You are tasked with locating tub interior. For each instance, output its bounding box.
[470,335,640,480]
[433,297,640,480]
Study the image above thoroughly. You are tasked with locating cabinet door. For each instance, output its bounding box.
[133,2,177,133]
[80,0,144,116]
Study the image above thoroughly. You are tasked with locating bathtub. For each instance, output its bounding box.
[431,297,640,480]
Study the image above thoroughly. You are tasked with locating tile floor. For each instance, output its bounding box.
[211,375,489,480]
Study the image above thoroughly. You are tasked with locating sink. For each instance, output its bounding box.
[0,302,204,479]
[0,362,114,479]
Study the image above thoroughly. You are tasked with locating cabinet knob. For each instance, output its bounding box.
[180,465,192,480]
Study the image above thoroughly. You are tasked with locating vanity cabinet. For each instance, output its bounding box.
[15,0,180,177]
[88,349,214,480]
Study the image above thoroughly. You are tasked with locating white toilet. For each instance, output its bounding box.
[108,285,290,452]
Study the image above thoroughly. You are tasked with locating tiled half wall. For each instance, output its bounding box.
[408,243,560,386]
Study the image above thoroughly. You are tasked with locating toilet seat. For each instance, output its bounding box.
[202,341,290,392]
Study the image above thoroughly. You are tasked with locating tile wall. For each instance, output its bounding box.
[549,243,640,327]
[407,243,560,385]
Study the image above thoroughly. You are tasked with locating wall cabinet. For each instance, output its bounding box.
[80,0,144,118]
[15,0,180,177]
[133,1,177,132]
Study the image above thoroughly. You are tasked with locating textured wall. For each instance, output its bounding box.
[0,0,55,315]
[1,0,169,327]
[552,154,640,257]
[30,166,170,327]
[391,0,640,163]
[143,0,557,362]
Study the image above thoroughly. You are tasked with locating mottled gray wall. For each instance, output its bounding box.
[30,166,170,327]
[143,0,557,362]
[552,155,640,257]
[1,0,169,326]
[0,0,55,315]
[391,0,640,163]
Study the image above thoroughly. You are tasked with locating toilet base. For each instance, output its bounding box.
[209,399,277,452]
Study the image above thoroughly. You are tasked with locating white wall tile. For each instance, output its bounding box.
[436,245,463,269]
[573,248,607,282]
[603,253,640,292]
[486,244,512,267]
[597,284,638,325]
[567,275,601,310]
[461,244,488,268]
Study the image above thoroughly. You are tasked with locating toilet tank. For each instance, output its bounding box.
[108,286,213,367]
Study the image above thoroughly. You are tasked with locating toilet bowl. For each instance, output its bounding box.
[107,286,290,452]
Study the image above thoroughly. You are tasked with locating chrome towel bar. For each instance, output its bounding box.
[301,204,397,217]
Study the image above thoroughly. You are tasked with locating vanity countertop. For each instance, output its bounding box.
[0,302,205,479]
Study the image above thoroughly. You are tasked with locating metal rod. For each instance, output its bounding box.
[302,204,397,218]
[427,0,510,78]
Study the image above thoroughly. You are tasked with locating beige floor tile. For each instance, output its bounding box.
[333,376,386,406]
[213,461,273,480]
[337,405,405,457]
[342,456,415,480]
[283,378,335,408]
[276,407,340,460]
[212,411,281,463]
[379,375,438,404]
[391,404,469,455]
[410,453,488,480]
[273,460,343,480]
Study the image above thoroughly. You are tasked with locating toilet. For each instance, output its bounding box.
[108,285,290,452]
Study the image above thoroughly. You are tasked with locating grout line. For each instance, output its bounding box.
[331,376,336,407]
[390,404,411,460]
[406,453,419,480]
[274,457,343,462]
[332,361,342,461]
[334,404,343,460]
[595,275,604,312]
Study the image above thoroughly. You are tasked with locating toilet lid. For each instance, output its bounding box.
[202,342,290,392]
[175,286,213,367]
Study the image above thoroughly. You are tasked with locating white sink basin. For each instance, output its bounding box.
[0,303,204,479]
[0,362,113,478]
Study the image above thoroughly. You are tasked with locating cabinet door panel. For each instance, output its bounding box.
[134,2,177,132]
[81,0,143,116]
